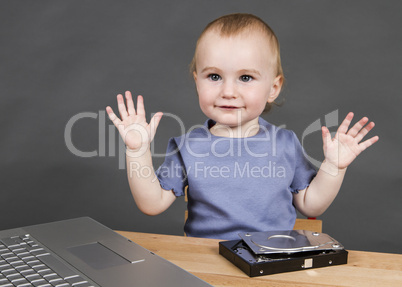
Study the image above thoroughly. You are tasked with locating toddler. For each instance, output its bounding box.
[106,13,378,240]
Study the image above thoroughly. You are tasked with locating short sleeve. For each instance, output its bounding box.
[155,137,188,197]
[289,131,317,193]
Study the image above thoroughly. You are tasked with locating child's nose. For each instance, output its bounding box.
[221,80,237,99]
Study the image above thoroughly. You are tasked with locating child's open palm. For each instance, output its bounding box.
[106,91,163,152]
[322,112,379,170]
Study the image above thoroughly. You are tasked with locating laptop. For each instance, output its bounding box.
[0,217,211,286]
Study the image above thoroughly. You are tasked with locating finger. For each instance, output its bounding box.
[355,121,375,143]
[149,112,163,140]
[347,117,369,137]
[335,112,354,138]
[117,94,129,119]
[358,135,379,152]
[125,91,136,116]
[106,106,122,126]
[321,126,332,152]
[136,95,146,118]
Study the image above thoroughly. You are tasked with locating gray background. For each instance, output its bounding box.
[1,0,401,254]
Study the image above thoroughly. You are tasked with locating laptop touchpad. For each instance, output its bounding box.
[69,242,142,270]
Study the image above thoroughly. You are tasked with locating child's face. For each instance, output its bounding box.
[193,30,282,134]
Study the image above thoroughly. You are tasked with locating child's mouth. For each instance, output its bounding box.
[219,105,240,110]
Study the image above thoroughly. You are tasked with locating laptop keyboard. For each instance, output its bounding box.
[0,234,96,287]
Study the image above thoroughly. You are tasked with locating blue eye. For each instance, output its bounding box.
[240,75,253,82]
[208,74,221,81]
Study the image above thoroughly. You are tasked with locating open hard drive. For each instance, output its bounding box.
[219,230,348,277]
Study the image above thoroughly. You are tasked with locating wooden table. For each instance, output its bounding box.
[116,231,402,286]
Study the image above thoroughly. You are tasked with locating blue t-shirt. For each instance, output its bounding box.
[156,117,316,240]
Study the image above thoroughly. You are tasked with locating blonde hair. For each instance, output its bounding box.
[190,13,284,112]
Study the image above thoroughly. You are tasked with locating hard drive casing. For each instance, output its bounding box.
[219,232,348,277]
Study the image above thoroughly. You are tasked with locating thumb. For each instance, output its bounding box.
[149,112,163,141]
[322,126,332,152]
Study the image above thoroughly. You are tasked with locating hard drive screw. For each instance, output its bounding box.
[332,244,340,248]
[329,260,333,264]
[245,233,251,236]
[312,232,320,236]
[260,270,264,274]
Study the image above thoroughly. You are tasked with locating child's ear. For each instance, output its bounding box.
[267,75,283,103]
[193,71,198,82]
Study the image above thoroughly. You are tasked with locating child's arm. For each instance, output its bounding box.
[106,91,176,215]
[293,112,379,217]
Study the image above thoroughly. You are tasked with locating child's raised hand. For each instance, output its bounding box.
[106,91,163,152]
[322,112,379,171]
